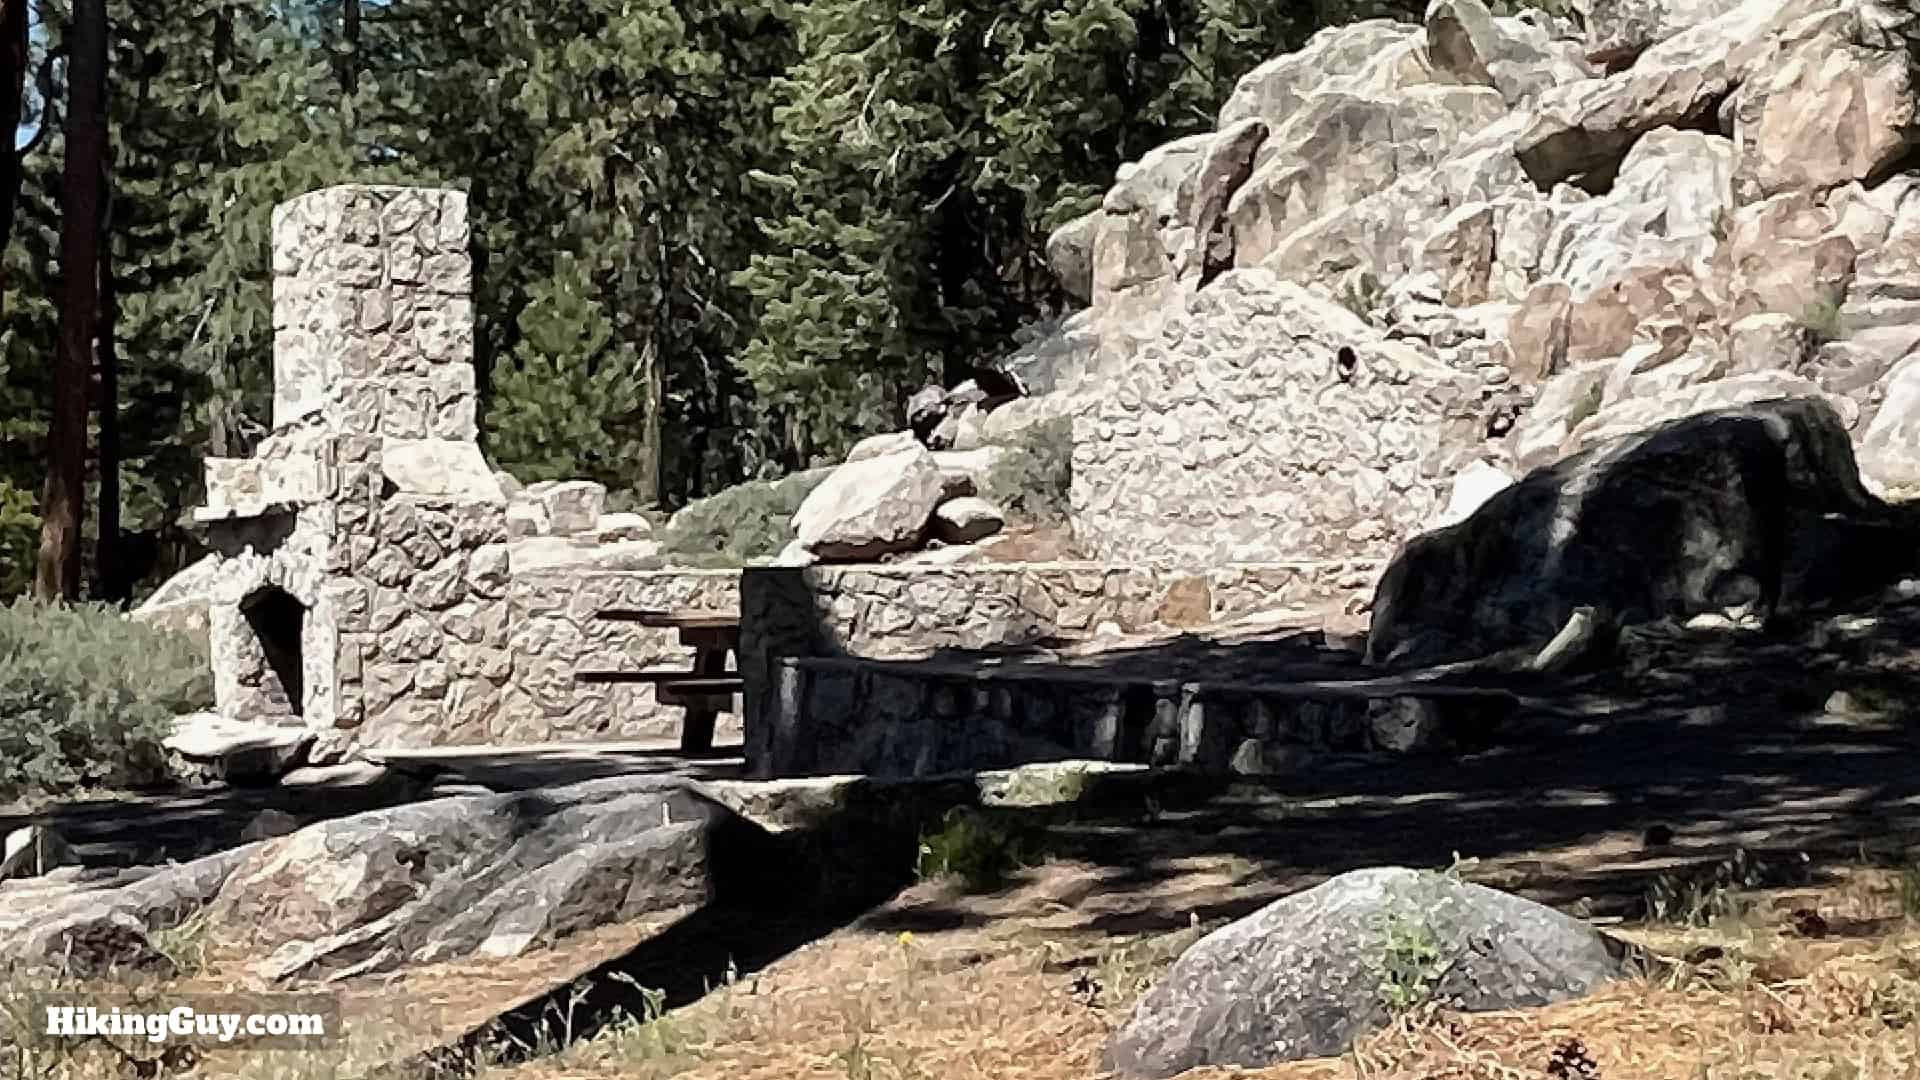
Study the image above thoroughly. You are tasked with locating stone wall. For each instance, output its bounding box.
[738,558,1380,775]
[757,655,1508,778]
[185,185,745,754]
[502,570,741,745]
[1069,270,1494,565]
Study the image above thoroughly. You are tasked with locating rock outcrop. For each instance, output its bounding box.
[1105,867,1630,1077]
[205,778,733,981]
[0,845,264,977]
[1036,0,1920,564]
[790,444,1009,564]
[0,778,818,982]
[1366,398,1920,668]
[129,554,224,652]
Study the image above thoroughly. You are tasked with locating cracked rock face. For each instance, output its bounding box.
[1104,867,1631,1077]
[1042,0,1920,566]
[203,779,726,982]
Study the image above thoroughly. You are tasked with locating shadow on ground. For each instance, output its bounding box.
[15,595,1920,1075]
[858,597,1920,937]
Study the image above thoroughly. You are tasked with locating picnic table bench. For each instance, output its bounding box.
[575,608,742,754]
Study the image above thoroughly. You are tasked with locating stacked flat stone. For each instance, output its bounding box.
[1050,0,1920,565]
[269,186,475,439]
[174,185,750,755]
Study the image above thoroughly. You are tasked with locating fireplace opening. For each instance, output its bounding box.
[242,586,306,716]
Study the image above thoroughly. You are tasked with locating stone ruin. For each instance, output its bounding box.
[166,184,733,754]
[142,184,1387,767]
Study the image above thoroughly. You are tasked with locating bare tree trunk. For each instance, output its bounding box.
[0,0,29,321]
[94,196,120,602]
[35,0,109,602]
[337,0,359,96]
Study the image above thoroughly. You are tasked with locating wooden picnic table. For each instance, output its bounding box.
[577,608,742,754]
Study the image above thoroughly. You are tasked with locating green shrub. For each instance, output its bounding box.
[0,482,39,601]
[659,469,834,566]
[1800,299,1846,345]
[915,807,1044,892]
[1375,909,1446,1014]
[0,600,212,799]
[983,416,1074,524]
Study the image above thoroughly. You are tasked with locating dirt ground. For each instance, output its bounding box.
[495,862,1920,1080]
[13,599,1920,1079]
[486,600,1920,1080]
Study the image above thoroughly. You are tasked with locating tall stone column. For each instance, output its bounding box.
[262,185,509,746]
[269,185,476,439]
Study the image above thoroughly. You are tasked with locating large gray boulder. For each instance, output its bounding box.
[204,778,735,981]
[1105,867,1629,1077]
[791,447,947,561]
[1368,398,1919,669]
[0,845,264,977]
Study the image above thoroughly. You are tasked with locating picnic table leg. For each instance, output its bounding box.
[679,644,729,754]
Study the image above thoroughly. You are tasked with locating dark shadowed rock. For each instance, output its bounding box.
[1105,868,1629,1077]
[1367,398,1920,669]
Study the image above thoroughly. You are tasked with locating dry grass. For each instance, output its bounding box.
[507,864,1920,1080]
[10,860,1920,1079]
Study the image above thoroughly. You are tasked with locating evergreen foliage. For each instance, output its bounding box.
[0,0,1419,599]
[0,598,211,796]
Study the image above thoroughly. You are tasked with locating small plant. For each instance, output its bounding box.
[1899,864,1920,921]
[0,481,39,601]
[148,909,214,979]
[1800,298,1846,345]
[1642,849,1808,927]
[1071,917,1209,1013]
[914,808,1043,893]
[1334,268,1386,322]
[1375,909,1448,1015]
[835,1033,887,1080]
[591,981,696,1064]
[982,416,1074,524]
[0,599,212,800]
[659,469,831,564]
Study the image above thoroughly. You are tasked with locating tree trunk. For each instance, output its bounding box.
[94,193,120,602]
[338,0,360,96]
[35,0,109,602]
[0,0,29,321]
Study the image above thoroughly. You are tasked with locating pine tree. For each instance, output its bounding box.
[0,0,27,317]
[736,0,1419,464]
[37,0,108,600]
[389,0,794,501]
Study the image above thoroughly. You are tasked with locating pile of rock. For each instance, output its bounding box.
[499,477,663,570]
[906,374,1035,449]
[781,438,1011,566]
[1037,0,1920,563]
